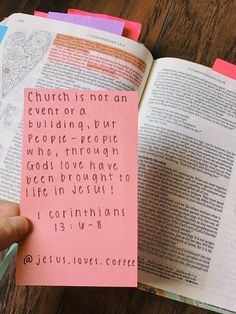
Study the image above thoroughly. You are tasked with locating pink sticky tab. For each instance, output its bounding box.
[34,11,48,18]
[212,58,236,80]
[17,89,138,287]
[68,9,142,41]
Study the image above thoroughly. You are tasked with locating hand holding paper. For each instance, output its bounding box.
[0,200,29,251]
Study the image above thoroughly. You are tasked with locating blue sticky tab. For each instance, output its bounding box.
[0,25,8,43]
[0,244,18,280]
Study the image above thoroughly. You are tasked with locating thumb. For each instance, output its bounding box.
[0,216,30,251]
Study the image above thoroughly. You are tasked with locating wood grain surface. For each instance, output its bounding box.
[0,1,235,313]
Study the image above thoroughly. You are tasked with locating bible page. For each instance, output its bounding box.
[0,13,153,202]
[138,57,236,312]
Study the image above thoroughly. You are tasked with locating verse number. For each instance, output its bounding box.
[54,222,65,232]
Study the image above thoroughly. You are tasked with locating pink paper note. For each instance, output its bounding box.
[68,8,142,41]
[17,89,138,287]
[47,12,124,35]
[212,58,236,80]
[34,11,48,18]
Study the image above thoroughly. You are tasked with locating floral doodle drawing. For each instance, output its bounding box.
[2,31,52,97]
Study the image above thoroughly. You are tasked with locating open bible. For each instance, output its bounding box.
[0,13,236,313]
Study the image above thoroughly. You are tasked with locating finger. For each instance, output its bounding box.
[0,200,19,219]
[0,216,30,251]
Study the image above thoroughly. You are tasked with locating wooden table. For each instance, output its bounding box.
[0,1,235,313]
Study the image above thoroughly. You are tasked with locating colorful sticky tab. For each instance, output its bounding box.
[0,25,8,43]
[68,9,142,41]
[212,58,236,80]
[34,11,48,18]
[48,12,124,35]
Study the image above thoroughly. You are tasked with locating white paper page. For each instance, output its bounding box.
[0,13,153,202]
[138,57,236,311]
